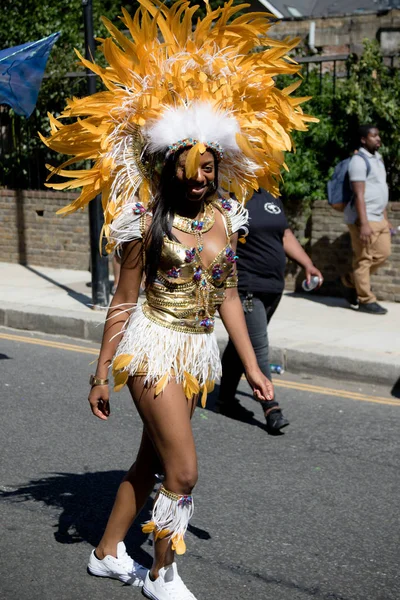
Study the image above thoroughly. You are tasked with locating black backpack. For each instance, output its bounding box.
[327,153,371,212]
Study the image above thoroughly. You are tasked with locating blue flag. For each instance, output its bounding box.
[0,32,60,118]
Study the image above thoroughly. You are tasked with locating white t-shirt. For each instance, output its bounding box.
[345,148,388,224]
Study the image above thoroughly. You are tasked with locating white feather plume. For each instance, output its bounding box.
[144,101,240,154]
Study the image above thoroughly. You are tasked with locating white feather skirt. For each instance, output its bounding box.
[113,304,222,387]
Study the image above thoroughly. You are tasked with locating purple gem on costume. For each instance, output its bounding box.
[133,202,146,215]
[225,247,238,263]
[220,199,232,211]
[167,266,181,278]
[185,248,196,263]
[212,264,223,280]
[200,317,214,329]
[193,266,202,281]
[178,495,193,507]
[192,220,204,231]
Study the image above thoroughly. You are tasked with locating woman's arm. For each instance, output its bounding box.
[283,228,323,286]
[218,289,273,401]
[88,240,143,419]
[218,234,273,401]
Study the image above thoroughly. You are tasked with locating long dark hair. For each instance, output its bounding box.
[144,150,219,286]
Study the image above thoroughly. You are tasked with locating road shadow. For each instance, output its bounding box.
[23,265,93,308]
[283,230,354,309]
[284,291,350,309]
[283,230,354,308]
[291,230,396,307]
[0,470,211,565]
[201,384,286,434]
[391,377,400,399]
[1,470,151,565]
[303,233,353,298]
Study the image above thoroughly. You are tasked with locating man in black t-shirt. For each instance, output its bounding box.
[216,189,323,432]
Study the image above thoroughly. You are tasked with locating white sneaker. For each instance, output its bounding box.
[87,541,147,586]
[143,562,197,599]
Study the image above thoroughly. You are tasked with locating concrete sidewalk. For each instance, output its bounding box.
[1,262,399,386]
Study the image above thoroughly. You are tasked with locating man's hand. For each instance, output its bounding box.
[359,223,373,246]
[304,264,323,288]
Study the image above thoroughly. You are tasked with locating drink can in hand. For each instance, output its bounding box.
[302,275,321,292]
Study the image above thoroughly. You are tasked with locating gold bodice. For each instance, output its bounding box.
[109,196,247,334]
[143,239,237,334]
[142,199,240,334]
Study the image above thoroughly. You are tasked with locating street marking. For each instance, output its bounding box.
[2,331,399,406]
[0,332,99,355]
[273,379,400,407]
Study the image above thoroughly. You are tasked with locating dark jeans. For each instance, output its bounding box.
[219,291,282,403]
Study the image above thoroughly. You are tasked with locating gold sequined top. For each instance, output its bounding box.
[142,199,247,334]
[110,197,248,334]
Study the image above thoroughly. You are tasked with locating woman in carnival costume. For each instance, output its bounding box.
[41,1,317,598]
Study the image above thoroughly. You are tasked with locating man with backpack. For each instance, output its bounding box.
[330,125,392,314]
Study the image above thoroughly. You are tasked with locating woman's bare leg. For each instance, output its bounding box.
[95,377,197,571]
[96,428,160,558]
[130,377,198,579]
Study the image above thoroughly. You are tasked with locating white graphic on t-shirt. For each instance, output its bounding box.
[264,202,281,215]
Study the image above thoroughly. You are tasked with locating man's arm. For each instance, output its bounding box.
[351,181,372,245]
[383,208,394,231]
[349,155,372,245]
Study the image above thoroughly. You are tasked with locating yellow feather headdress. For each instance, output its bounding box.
[41,0,317,245]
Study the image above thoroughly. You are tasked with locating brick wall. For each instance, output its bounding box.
[1,190,399,301]
[0,189,90,270]
[286,201,400,302]
[263,9,400,57]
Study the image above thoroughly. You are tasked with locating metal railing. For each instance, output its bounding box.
[297,53,400,94]
[1,54,399,190]
[0,72,88,190]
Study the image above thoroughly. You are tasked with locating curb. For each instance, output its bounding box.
[0,306,105,343]
[1,307,398,387]
[268,346,398,387]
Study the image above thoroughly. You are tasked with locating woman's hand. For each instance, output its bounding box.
[245,368,274,401]
[88,385,110,420]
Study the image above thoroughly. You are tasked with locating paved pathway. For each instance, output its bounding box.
[1,262,399,386]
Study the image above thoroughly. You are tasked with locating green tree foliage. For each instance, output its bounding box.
[0,0,239,188]
[1,1,134,187]
[281,39,400,218]
[2,1,133,71]
[0,0,236,89]
[341,41,400,198]
[1,5,399,196]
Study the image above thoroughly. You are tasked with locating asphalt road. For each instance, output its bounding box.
[1,327,399,600]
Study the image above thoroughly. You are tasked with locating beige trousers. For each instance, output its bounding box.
[343,220,391,304]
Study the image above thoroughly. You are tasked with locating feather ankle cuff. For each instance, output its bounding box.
[142,485,194,555]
